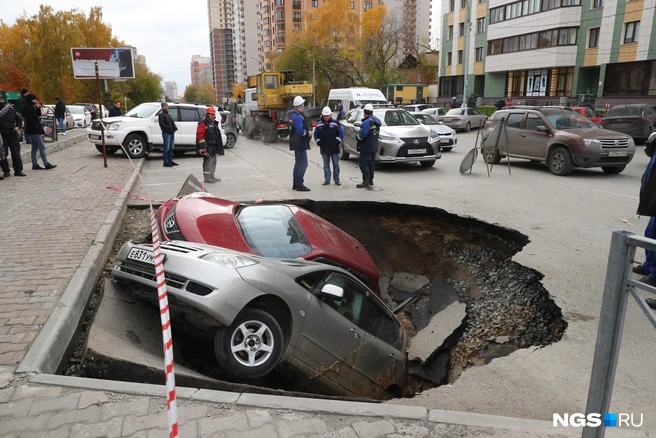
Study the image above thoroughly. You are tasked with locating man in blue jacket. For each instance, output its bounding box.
[356,104,381,189]
[288,96,311,191]
[314,106,344,185]
[635,135,656,287]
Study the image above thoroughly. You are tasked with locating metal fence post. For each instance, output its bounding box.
[582,231,635,438]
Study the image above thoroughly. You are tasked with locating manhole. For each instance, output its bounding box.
[63,201,566,401]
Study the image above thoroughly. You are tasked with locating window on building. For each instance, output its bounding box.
[293,0,301,8]
[294,24,301,30]
[365,2,372,9]
[264,40,271,47]
[350,1,354,8]
[477,17,485,33]
[448,25,453,39]
[475,47,483,62]
[276,36,285,43]
[459,22,464,37]
[592,0,602,7]
[460,0,466,8]
[263,29,270,36]
[263,17,269,24]
[458,50,463,64]
[312,0,318,6]
[558,27,576,45]
[624,21,639,44]
[275,11,285,18]
[263,5,269,12]
[588,27,599,48]
[293,12,302,21]
[478,0,487,3]
[276,23,285,30]
[447,51,452,65]
[449,0,455,11]
[275,0,284,4]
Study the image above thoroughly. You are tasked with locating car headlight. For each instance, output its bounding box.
[583,138,601,147]
[106,122,122,131]
[429,130,439,139]
[378,134,400,142]
[202,253,259,268]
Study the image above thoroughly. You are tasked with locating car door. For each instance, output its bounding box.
[500,112,524,157]
[177,106,201,145]
[341,109,362,155]
[519,112,550,159]
[293,272,365,393]
[467,109,484,129]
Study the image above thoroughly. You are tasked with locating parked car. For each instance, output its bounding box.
[339,107,441,168]
[482,107,635,176]
[44,105,75,131]
[219,111,237,148]
[421,107,447,122]
[68,105,92,128]
[442,108,487,132]
[111,240,408,398]
[401,104,432,112]
[600,104,656,141]
[86,102,226,158]
[155,192,380,290]
[100,105,109,118]
[74,103,99,120]
[409,112,458,151]
[572,106,602,126]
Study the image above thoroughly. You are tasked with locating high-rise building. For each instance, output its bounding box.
[208,0,235,103]
[232,0,261,85]
[190,55,211,86]
[164,81,178,100]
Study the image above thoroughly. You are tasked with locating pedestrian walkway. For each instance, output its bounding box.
[0,134,588,437]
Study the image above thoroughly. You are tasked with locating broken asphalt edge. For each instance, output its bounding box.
[17,149,144,375]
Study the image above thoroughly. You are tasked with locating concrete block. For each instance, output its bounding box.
[78,390,110,409]
[0,399,32,417]
[0,387,15,403]
[191,388,240,404]
[28,392,80,416]
[122,412,168,436]
[178,405,209,422]
[428,409,560,433]
[0,372,13,388]
[352,420,395,438]
[198,412,249,434]
[71,417,124,438]
[10,385,61,400]
[48,405,101,429]
[390,273,430,293]
[0,413,50,434]
[19,425,70,438]
[246,409,273,428]
[100,398,150,421]
[408,301,466,363]
[278,418,328,437]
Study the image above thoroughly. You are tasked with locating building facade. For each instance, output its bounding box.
[190,55,211,86]
[164,81,179,100]
[208,0,235,102]
[232,0,261,84]
[439,0,656,105]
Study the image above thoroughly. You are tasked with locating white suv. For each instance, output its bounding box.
[87,102,226,158]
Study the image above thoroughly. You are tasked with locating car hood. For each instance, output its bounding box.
[555,129,633,139]
[380,125,431,138]
[427,124,455,135]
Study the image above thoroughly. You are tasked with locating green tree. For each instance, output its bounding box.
[125,63,163,105]
[184,85,199,103]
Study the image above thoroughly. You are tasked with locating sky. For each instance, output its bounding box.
[4,1,211,92]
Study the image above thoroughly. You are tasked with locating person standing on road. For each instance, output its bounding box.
[109,101,123,117]
[196,107,223,184]
[24,94,56,170]
[54,97,67,136]
[355,104,381,189]
[16,88,30,144]
[336,104,345,122]
[314,106,343,186]
[0,93,26,177]
[288,95,311,192]
[635,137,656,286]
[158,102,178,167]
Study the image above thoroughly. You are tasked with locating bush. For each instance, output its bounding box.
[477,106,497,117]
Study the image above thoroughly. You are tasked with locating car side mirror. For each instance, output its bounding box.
[320,284,344,299]
[536,125,549,134]
[354,121,362,127]
[418,120,425,124]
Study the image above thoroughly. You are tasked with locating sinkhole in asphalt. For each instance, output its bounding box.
[65,200,567,401]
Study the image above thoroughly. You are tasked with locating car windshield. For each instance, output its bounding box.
[235,205,312,258]
[376,110,420,126]
[415,114,439,125]
[606,106,646,117]
[355,100,387,107]
[125,104,159,118]
[446,109,465,116]
[545,113,597,130]
[69,107,84,114]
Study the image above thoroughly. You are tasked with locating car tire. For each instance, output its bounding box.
[548,146,574,176]
[94,145,118,155]
[420,159,436,168]
[482,147,501,164]
[464,122,471,132]
[602,165,626,174]
[225,133,236,149]
[214,308,284,379]
[123,133,147,158]
[442,147,452,152]
[339,143,350,160]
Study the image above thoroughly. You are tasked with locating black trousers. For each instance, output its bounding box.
[0,131,23,173]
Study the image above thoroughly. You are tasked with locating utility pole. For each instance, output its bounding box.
[461,0,471,108]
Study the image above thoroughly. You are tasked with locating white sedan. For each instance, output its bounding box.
[68,105,92,128]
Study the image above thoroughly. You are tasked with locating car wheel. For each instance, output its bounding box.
[464,122,471,132]
[420,159,436,167]
[482,147,501,164]
[225,133,236,149]
[214,308,284,379]
[442,147,452,152]
[602,165,626,174]
[94,145,118,155]
[339,143,350,160]
[548,146,574,176]
[123,133,147,158]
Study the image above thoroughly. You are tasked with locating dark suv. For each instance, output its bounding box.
[482,107,635,176]
[74,103,99,120]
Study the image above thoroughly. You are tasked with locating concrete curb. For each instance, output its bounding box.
[19,130,88,164]
[16,155,145,374]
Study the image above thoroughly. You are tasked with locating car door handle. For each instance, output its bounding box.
[350,328,359,338]
[521,134,527,137]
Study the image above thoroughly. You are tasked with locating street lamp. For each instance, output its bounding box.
[293,43,316,108]
[461,0,472,108]
[250,56,262,72]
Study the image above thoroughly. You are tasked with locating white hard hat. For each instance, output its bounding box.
[363,104,374,112]
[293,96,305,107]
[321,106,332,116]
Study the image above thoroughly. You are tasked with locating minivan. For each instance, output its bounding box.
[327,88,388,118]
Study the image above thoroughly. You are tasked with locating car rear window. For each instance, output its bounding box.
[446,109,465,116]
[236,205,312,258]
[606,106,646,117]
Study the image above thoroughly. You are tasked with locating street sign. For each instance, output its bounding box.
[71,47,135,79]
[72,60,119,79]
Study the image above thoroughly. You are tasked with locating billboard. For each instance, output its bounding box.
[71,47,135,79]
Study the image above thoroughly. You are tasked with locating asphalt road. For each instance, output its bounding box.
[128,130,655,432]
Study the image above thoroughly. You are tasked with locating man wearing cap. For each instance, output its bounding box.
[288,95,311,191]
[313,106,343,185]
[0,92,26,177]
[158,102,178,167]
[54,97,67,136]
[355,104,381,189]
[196,107,223,184]
[23,93,56,170]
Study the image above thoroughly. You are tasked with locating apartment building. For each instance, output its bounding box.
[190,55,211,87]
[439,0,656,104]
[164,81,179,100]
[208,0,235,102]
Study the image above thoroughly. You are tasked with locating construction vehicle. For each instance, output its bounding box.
[241,70,320,143]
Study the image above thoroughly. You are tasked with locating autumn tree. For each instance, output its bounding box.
[232,83,245,100]
[183,84,215,104]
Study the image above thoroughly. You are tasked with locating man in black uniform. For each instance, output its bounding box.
[0,92,26,177]
[196,107,224,184]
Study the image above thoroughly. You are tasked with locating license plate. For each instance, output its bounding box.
[407,148,427,154]
[443,118,451,122]
[440,139,451,145]
[608,151,627,157]
[613,123,628,128]
[127,247,155,264]
[89,134,101,140]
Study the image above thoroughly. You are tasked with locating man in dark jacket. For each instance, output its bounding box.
[196,107,223,184]
[109,101,123,117]
[635,136,656,284]
[336,104,345,122]
[355,104,381,189]
[313,106,344,185]
[158,102,178,167]
[288,96,311,191]
[54,97,67,135]
[23,93,56,170]
[0,93,26,177]
[16,88,30,144]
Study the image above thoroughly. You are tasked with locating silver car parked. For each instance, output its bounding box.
[340,108,441,168]
[409,112,458,151]
[442,108,487,132]
[112,240,408,399]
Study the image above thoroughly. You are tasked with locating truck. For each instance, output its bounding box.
[240,70,320,143]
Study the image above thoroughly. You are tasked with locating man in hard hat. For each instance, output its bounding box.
[288,96,311,191]
[196,106,224,184]
[313,106,344,185]
[355,104,381,189]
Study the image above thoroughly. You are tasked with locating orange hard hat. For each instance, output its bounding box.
[206,107,216,114]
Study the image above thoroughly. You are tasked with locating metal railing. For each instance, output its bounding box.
[582,230,656,437]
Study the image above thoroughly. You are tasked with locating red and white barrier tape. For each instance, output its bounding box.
[150,205,178,437]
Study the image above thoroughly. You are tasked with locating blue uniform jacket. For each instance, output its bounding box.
[356,115,381,154]
[313,118,343,155]
[288,109,310,151]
